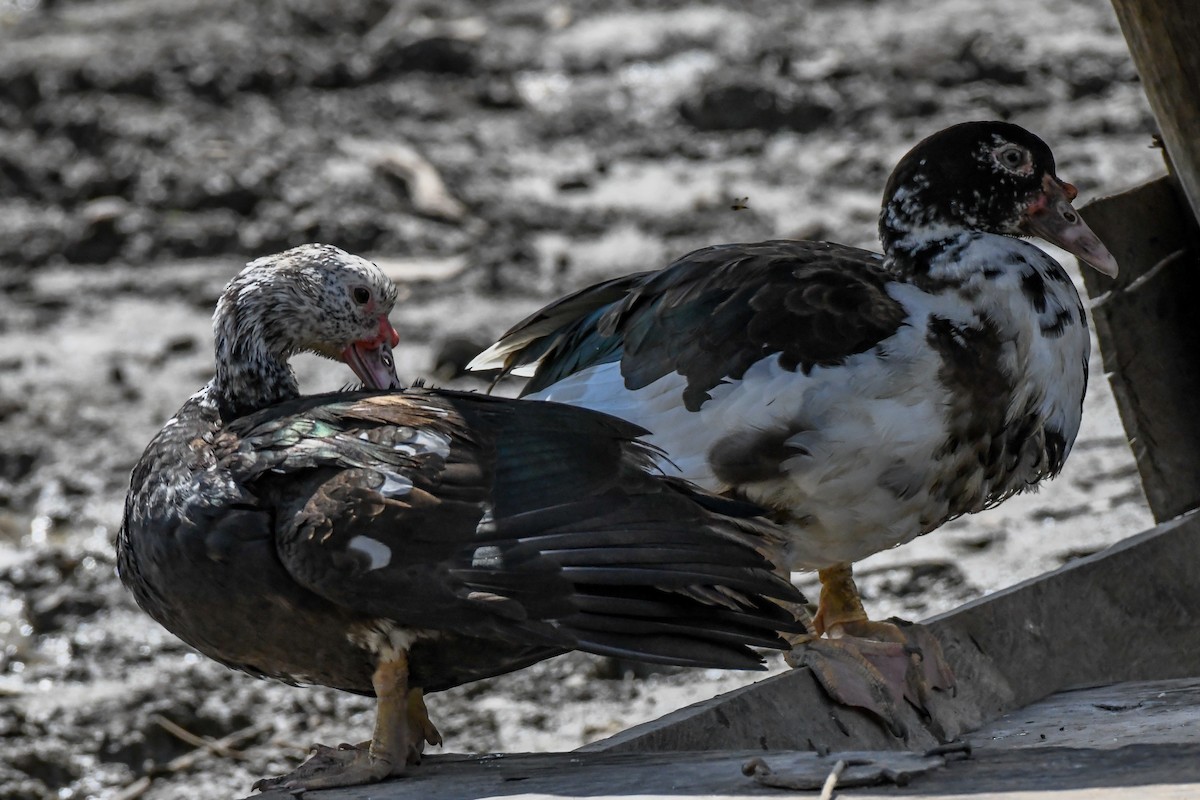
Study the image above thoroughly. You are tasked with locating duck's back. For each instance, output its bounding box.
[496,237,1088,568]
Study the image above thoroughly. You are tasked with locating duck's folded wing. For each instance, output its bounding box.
[467,272,650,378]
[473,240,903,410]
[220,391,805,669]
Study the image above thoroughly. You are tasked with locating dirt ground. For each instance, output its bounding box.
[0,0,1166,797]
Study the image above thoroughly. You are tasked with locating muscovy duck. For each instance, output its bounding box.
[469,121,1119,731]
[117,244,806,791]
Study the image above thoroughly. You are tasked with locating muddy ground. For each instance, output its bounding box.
[0,0,1166,797]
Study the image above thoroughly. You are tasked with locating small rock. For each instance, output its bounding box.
[0,449,38,483]
[368,36,477,78]
[681,81,834,133]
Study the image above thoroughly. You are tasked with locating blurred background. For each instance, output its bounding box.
[0,0,1163,797]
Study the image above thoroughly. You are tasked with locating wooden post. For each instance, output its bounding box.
[1079,179,1200,522]
[1109,0,1200,220]
[1074,2,1200,520]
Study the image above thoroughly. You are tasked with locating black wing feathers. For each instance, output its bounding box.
[493,240,906,411]
[224,388,804,670]
[485,272,650,391]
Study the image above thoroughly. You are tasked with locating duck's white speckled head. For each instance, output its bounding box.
[213,244,402,417]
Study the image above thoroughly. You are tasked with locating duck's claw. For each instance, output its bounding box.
[253,654,433,793]
[252,742,400,793]
[405,689,443,764]
[788,635,911,738]
[787,618,958,742]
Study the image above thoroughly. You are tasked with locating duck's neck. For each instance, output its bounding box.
[884,226,972,277]
[211,313,299,420]
[878,191,978,284]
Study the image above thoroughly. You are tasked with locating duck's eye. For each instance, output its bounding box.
[352,287,371,304]
[994,144,1028,172]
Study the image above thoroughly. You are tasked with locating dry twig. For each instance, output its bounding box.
[819,758,847,800]
[150,713,250,760]
[1090,247,1188,310]
[111,720,273,800]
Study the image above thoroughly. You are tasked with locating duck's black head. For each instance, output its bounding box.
[878,121,1117,277]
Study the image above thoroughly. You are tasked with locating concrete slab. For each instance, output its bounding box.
[242,511,1200,800]
[246,678,1200,800]
[981,677,1200,751]
[586,510,1200,753]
